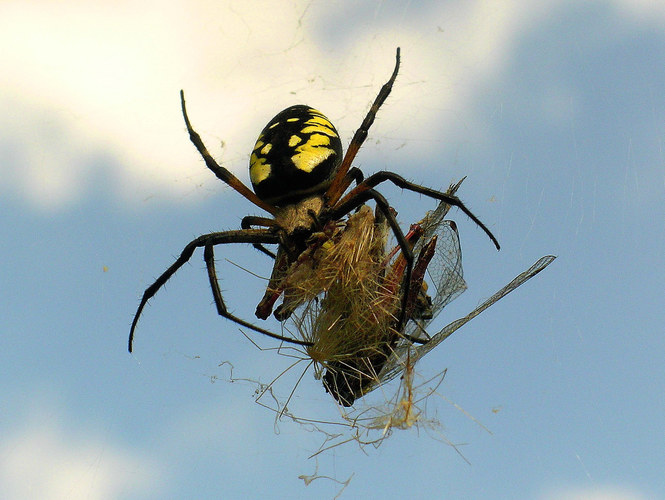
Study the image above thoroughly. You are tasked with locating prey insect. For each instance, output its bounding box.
[297,180,468,406]
[128,48,499,354]
[287,179,555,406]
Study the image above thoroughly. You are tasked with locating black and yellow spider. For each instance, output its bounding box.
[128,48,500,353]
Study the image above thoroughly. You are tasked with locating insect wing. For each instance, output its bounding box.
[404,217,466,342]
[378,254,556,385]
[404,177,467,340]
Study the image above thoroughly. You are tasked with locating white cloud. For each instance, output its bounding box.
[1,1,347,210]
[2,0,663,209]
[0,420,162,500]
[541,485,649,500]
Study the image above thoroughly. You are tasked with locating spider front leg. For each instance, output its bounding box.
[326,48,401,204]
[337,171,501,250]
[180,91,278,216]
[241,216,278,259]
[128,229,310,352]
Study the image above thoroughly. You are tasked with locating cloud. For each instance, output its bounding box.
[541,485,649,500]
[3,0,663,210]
[0,419,162,499]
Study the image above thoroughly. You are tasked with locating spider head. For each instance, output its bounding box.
[249,105,343,207]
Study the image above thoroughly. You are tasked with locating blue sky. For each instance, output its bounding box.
[2,1,664,498]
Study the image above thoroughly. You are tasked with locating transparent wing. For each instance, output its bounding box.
[404,218,466,342]
[403,178,467,341]
[378,255,556,385]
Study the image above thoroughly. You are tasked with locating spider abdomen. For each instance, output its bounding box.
[250,105,342,206]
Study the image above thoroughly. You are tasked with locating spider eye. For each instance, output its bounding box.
[249,105,343,206]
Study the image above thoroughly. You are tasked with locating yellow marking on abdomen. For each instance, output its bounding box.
[250,154,272,184]
[291,133,334,173]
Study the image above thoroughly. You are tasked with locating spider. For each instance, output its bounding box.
[128,47,500,353]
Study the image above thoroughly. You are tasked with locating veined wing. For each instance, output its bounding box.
[378,255,556,385]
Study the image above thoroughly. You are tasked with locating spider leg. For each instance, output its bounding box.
[128,229,309,352]
[203,245,313,347]
[180,90,278,216]
[325,48,401,205]
[346,167,364,186]
[336,171,501,250]
[241,216,278,259]
[241,216,275,228]
[255,245,292,320]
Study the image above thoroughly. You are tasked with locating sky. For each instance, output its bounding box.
[2,0,664,498]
